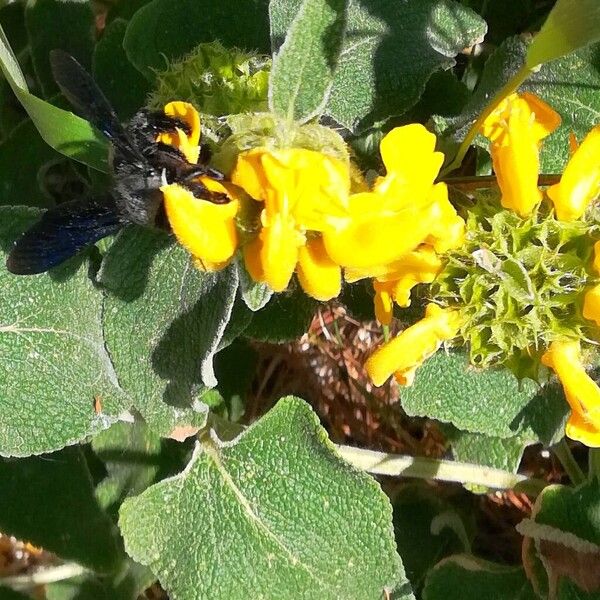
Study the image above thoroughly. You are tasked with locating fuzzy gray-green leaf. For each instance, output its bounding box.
[269,0,347,122]
[120,397,409,600]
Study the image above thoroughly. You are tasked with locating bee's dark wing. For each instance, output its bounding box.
[6,196,124,275]
[49,49,145,165]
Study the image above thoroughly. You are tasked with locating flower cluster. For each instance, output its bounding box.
[366,93,600,447]
[157,91,600,447]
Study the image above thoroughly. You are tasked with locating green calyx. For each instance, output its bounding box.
[147,41,271,141]
[432,195,600,377]
[211,113,351,177]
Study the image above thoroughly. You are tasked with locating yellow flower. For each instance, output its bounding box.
[482,92,561,217]
[547,126,600,220]
[365,304,462,386]
[296,237,341,301]
[583,284,600,326]
[231,147,348,297]
[161,178,240,269]
[323,125,464,269]
[541,340,600,447]
[347,245,442,325]
[156,101,201,164]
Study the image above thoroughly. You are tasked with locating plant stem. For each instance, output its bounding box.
[0,562,87,591]
[336,444,547,496]
[552,439,586,485]
[439,63,533,177]
[589,448,600,480]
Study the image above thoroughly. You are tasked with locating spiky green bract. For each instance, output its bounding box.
[148,41,270,141]
[432,194,600,378]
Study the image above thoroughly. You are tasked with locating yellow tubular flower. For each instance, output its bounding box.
[156,101,201,164]
[547,126,600,221]
[365,304,462,386]
[323,124,463,269]
[583,284,600,326]
[231,147,350,295]
[296,237,341,301]
[161,178,239,268]
[349,245,442,325]
[482,93,561,217]
[541,340,600,447]
[594,241,600,274]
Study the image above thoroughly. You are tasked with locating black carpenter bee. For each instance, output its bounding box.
[6,49,227,275]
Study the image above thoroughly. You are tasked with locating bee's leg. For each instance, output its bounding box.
[181,163,225,181]
[182,180,229,204]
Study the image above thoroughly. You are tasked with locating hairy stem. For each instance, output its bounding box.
[589,448,600,480]
[440,63,533,177]
[552,439,586,485]
[336,444,547,495]
[0,562,87,590]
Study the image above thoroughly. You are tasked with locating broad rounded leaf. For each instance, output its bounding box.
[120,397,409,600]
[400,350,568,444]
[99,228,240,435]
[423,556,536,600]
[123,0,270,80]
[0,207,126,457]
[269,0,347,122]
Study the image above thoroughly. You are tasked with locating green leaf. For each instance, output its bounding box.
[237,259,273,311]
[25,0,95,98]
[93,18,151,120]
[0,117,58,207]
[0,23,109,172]
[318,0,486,130]
[269,0,346,122]
[0,447,121,572]
[525,43,600,173]
[519,479,600,548]
[0,207,126,457]
[99,228,239,435]
[244,286,317,342]
[443,426,528,473]
[46,561,155,600]
[557,579,600,600]
[517,480,600,596]
[526,0,600,68]
[120,397,409,600]
[0,587,34,600]
[92,421,163,516]
[423,556,537,600]
[123,0,270,80]
[393,484,468,592]
[400,349,568,444]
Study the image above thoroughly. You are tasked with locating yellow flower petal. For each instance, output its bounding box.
[157,101,201,164]
[423,183,465,252]
[482,93,560,217]
[162,180,239,265]
[593,241,600,274]
[296,237,341,301]
[322,192,434,269]
[232,147,350,231]
[376,124,444,204]
[583,284,600,325]
[547,125,600,221]
[565,410,600,447]
[373,280,395,325]
[257,213,304,292]
[541,340,600,447]
[365,304,462,386]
